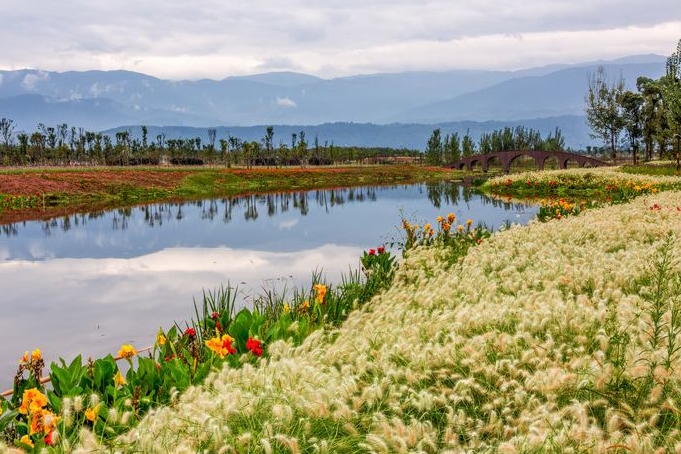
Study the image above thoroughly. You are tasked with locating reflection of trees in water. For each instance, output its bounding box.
[425,181,532,212]
[5,183,521,237]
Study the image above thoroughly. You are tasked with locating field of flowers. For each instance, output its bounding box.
[1,166,679,453]
[30,183,674,453]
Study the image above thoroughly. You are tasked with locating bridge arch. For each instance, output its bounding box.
[451,150,610,173]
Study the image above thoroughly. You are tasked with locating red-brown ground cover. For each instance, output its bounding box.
[0,169,190,196]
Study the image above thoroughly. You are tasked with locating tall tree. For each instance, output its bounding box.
[585,66,625,162]
[425,128,443,165]
[0,117,15,164]
[462,130,475,157]
[620,91,644,164]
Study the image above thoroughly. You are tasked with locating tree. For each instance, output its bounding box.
[585,66,625,162]
[425,128,443,165]
[447,132,461,164]
[0,117,15,164]
[462,130,475,157]
[663,39,681,169]
[620,91,644,164]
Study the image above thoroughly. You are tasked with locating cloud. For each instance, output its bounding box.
[275,96,297,108]
[0,1,677,79]
[21,71,49,91]
[277,219,299,230]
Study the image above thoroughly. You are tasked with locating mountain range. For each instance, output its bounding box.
[0,55,667,150]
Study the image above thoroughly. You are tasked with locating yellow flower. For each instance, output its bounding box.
[436,215,443,224]
[114,371,126,387]
[447,213,456,223]
[85,405,100,422]
[424,223,431,231]
[19,351,29,364]
[466,219,473,227]
[205,334,236,358]
[19,435,34,448]
[298,299,310,314]
[156,333,166,346]
[117,344,137,359]
[29,408,58,435]
[18,388,48,415]
[313,284,327,304]
[31,348,42,362]
[457,224,464,232]
[283,303,290,314]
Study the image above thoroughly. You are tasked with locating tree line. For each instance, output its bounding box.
[585,39,681,164]
[0,123,420,167]
[424,125,566,165]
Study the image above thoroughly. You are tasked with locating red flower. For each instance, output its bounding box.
[222,338,236,355]
[215,320,222,333]
[368,248,376,256]
[211,311,219,320]
[246,337,263,357]
[377,245,385,254]
[184,327,196,338]
[45,430,57,446]
[164,354,176,362]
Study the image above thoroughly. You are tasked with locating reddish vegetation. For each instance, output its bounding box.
[0,169,190,196]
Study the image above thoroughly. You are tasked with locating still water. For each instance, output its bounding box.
[0,182,537,388]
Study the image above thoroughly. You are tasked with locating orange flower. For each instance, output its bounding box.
[117,344,137,359]
[313,283,327,304]
[447,213,456,223]
[442,222,450,232]
[19,435,34,448]
[85,405,100,422]
[31,348,42,362]
[205,334,236,358]
[18,388,48,415]
[19,351,29,364]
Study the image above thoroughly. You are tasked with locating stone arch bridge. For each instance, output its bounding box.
[451,150,610,173]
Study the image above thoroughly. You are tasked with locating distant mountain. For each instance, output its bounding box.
[103,115,594,151]
[0,54,667,149]
[391,62,666,123]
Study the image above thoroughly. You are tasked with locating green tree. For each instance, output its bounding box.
[425,128,443,165]
[585,66,625,162]
[620,91,644,164]
[462,130,475,157]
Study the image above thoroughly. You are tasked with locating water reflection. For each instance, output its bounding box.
[0,182,537,388]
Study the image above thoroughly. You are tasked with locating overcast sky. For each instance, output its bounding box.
[1,0,679,80]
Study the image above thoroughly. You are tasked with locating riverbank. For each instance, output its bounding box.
[65,182,680,452]
[0,165,458,224]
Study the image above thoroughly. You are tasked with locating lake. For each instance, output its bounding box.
[0,181,537,390]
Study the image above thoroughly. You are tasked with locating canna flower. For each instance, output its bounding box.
[44,430,58,446]
[298,299,311,314]
[313,284,327,304]
[184,327,196,338]
[19,435,34,448]
[436,215,443,224]
[211,311,219,320]
[205,334,236,359]
[117,344,137,360]
[114,371,126,387]
[377,245,385,254]
[31,348,42,362]
[30,408,58,435]
[85,405,100,422]
[283,303,290,314]
[246,337,263,357]
[20,351,29,364]
[156,333,166,346]
[19,388,48,415]
[447,213,456,223]
[466,219,473,227]
[368,248,376,256]
[442,222,450,232]
[457,224,464,232]
[424,223,431,232]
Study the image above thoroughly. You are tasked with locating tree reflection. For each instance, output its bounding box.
[0,183,537,237]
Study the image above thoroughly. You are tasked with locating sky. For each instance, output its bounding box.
[1,0,679,80]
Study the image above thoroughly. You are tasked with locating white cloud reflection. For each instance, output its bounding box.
[0,244,362,389]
